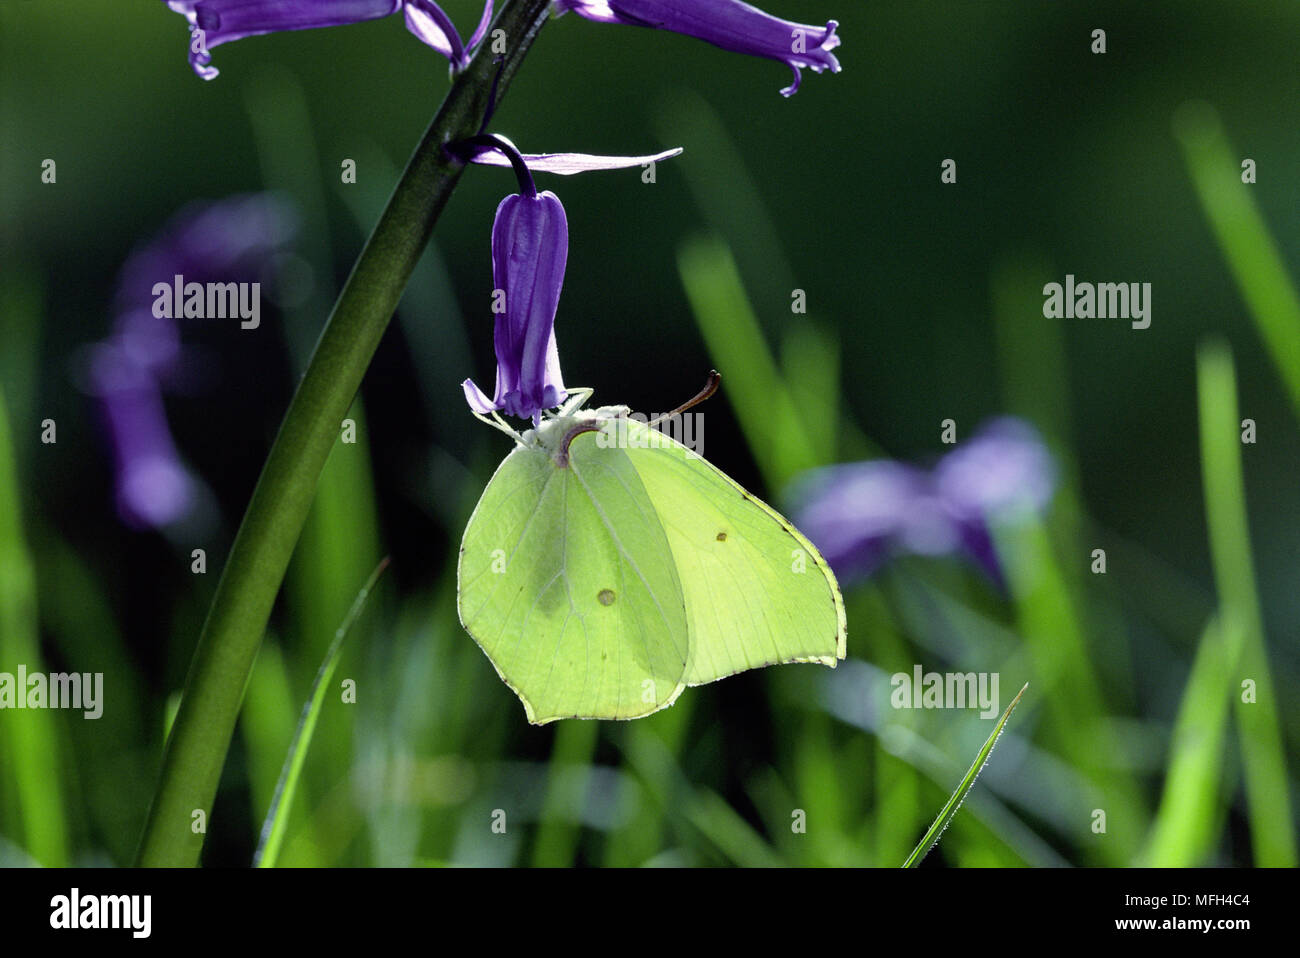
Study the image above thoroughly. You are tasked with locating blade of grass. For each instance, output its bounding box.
[677,235,817,487]
[601,701,694,866]
[902,683,1027,868]
[991,254,1071,444]
[823,656,1069,867]
[1174,102,1300,417]
[287,398,382,834]
[1195,340,1296,866]
[0,387,68,866]
[1141,616,1239,865]
[843,591,929,866]
[253,557,389,868]
[239,638,300,854]
[653,93,856,466]
[789,710,859,865]
[990,254,1142,705]
[36,530,148,864]
[999,518,1147,862]
[618,724,784,867]
[781,320,843,466]
[687,789,785,868]
[654,91,797,313]
[530,719,599,867]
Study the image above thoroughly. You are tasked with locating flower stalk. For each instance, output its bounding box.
[135,0,556,867]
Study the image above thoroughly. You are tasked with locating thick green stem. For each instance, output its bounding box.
[135,0,554,867]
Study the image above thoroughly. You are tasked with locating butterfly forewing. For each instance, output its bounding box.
[458,439,689,722]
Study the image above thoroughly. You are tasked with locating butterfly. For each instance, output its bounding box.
[457,373,846,722]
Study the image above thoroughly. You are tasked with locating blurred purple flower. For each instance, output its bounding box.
[88,346,195,530]
[457,135,680,423]
[165,0,494,78]
[555,0,842,96]
[112,193,298,380]
[89,193,298,529]
[791,418,1056,586]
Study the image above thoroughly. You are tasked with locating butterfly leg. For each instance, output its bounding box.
[553,387,594,418]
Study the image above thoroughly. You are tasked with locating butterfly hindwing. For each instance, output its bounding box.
[618,417,846,685]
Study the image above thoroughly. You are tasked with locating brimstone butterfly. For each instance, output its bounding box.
[457,379,847,723]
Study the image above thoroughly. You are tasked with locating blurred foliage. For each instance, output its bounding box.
[0,1,1296,866]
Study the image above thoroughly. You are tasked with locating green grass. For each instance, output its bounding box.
[903,683,1027,867]
[530,719,600,867]
[1175,102,1300,419]
[676,235,821,488]
[255,558,389,868]
[0,387,68,866]
[1194,340,1296,866]
[1141,616,1238,866]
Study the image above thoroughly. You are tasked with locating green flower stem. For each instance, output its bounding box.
[135,0,554,867]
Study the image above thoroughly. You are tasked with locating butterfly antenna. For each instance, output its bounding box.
[648,370,721,428]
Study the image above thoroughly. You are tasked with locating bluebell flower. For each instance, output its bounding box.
[555,0,841,96]
[164,0,495,78]
[463,187,570,423]
[790,418,1056,586]
[459,135,680,423]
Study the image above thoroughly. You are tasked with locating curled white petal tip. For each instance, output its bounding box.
[468,145,684,176]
